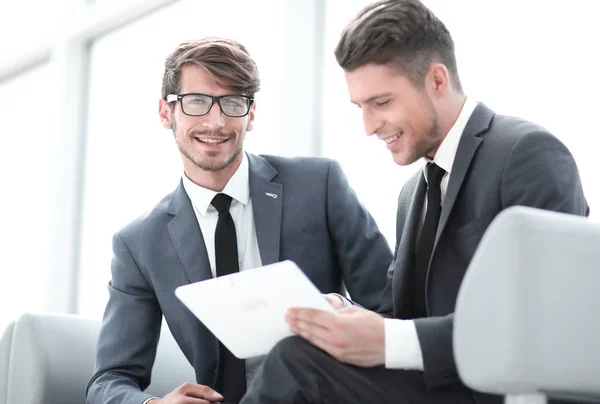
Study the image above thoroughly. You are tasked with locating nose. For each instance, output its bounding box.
[202,101,226,129]
[362,109,381,137]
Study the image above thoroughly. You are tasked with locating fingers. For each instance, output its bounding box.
[288,311,352,360]
[290,315,333,342]
[175,383,224,402]
[296,326,349,359]
[287,307,337,327]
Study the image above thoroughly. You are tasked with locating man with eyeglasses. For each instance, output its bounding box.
[86,37,393,404]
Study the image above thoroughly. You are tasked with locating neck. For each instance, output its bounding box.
[183,154,243,192]
[429,93,467,159]
[440,93,467,136]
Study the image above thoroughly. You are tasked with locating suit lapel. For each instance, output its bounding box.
[434,103,494,248]
[248,154,283,266]
[166,181,213,283]
[391,104,495,317]
[392,173,426,317]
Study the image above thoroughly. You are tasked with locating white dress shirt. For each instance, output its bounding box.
[384,97,479,370]
[182,153,263,278]
[183,153,264,387]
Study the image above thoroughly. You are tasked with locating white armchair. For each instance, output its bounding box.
[454,206,600,404]
[0,312,194,404]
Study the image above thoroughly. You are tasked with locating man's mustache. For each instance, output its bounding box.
[190,130,235,138]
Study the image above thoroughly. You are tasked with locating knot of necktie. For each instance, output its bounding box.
[211,193,233,214]
[426,163,446,186]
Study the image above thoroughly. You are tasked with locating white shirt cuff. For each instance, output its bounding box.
[384,318,424,370]
[142,398,159,404]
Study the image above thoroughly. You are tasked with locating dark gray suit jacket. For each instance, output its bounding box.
[87,153,393,404]
[377,104,589,403]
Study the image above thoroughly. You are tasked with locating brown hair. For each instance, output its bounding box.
[161,36,260,99]
[335,0,462,92]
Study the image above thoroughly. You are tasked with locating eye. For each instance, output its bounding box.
[223,100,243,108]
[188,96,210,106]
[375,99,390,107]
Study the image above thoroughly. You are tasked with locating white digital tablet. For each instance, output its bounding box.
[174,260,335,359]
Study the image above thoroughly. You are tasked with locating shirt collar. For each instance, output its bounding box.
[424,97,478,176]
[182,152,250,216]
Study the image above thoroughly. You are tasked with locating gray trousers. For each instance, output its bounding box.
[240,337,584,404]
[240,336,484,404]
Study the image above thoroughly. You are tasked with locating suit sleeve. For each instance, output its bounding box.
[325,160,394,311]
[415,129,589,389]
[374,260,396,318]
[86,233,162,404]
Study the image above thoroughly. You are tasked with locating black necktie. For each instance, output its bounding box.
[414,163,446,318]
[211,193,246,402]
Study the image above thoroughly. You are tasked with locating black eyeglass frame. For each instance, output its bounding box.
[166,93,254,118]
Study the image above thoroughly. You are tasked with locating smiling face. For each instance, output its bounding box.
[344,63,444,166]
[159,64,255,180]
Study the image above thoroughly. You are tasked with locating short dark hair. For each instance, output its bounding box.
[161,36,260,99]
[335,0,462,92]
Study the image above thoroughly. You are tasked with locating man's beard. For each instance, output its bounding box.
[174,123,245,172]
[413,96,443,162]
[419,115,442,160]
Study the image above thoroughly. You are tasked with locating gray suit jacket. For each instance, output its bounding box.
[87,153,393,404]
[377,104,589,403]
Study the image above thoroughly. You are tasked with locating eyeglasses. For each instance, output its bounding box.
[166,93,254,118]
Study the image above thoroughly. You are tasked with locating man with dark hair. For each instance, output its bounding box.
[240,1,589,403]
[86,37,393,404]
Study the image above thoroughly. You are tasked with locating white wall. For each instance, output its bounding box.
[0,0,598,329]
[323,0,600,248]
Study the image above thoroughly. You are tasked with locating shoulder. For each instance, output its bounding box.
[487,112,560,147]
[496,114,573,160]
[116,185,179,242]
[475,111,570,165]
[258,154,340,177]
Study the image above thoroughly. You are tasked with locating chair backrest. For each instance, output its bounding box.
[0,321,15,404]
[0,312,195,404]
[454,206,600,403]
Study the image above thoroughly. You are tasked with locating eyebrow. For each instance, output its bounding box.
[352,92,394,106]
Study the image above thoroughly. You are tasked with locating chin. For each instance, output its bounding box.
[391,152,415,166]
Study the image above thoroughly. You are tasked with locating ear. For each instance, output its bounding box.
[426,63,450,99]
[159,98,173,129]
[245,101,256,131]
